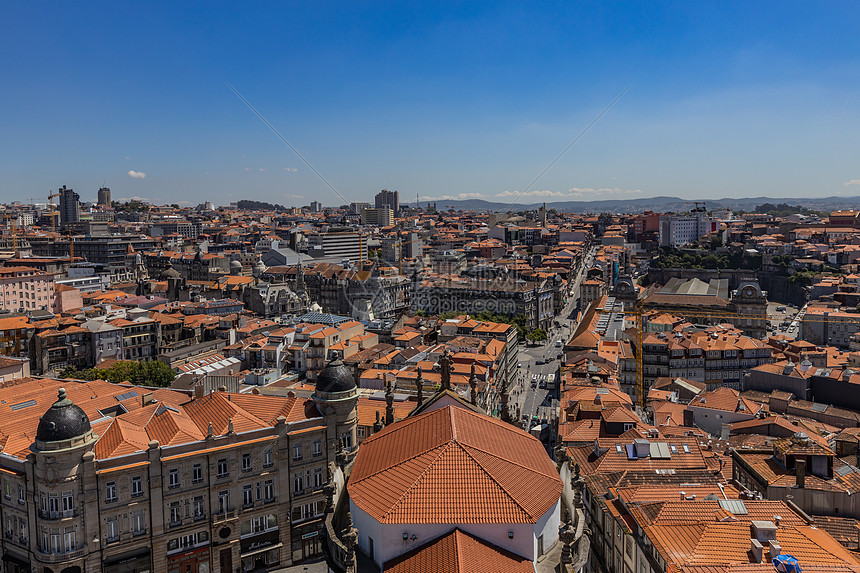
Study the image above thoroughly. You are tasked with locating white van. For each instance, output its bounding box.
[555,340,563,348]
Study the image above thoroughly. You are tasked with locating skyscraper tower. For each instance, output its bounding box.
[97,186,111,206]
[374,189,399,214]
[58,185,80,226]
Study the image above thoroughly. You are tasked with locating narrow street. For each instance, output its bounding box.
[510,246,595,429]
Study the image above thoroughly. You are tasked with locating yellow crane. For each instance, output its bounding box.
[47,190,60,233]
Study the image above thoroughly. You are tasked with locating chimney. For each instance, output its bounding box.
[683,409,695,427]
[768,540,781,558]
[193,385,204,400]
[750,539,764,563]
[142,392,154,406]
[680,490,686,501]
[795,459,806,489]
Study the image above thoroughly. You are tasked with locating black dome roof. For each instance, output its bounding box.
[36,388,92,443]
[315,356,356,394]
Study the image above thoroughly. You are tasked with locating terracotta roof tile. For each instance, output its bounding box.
[350,404,561,524]
[383,528,533,573]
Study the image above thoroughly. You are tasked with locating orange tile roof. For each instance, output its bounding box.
[383,528,533,573]
[349,404,561,524]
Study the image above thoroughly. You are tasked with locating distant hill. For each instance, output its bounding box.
[404,195,860,213]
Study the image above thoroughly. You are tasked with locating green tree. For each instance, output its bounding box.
[57,361,175,387]
[527,328,548,343]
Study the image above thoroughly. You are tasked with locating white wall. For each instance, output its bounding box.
[351,497,558,568]
[533,498,561,558]
[688,405,753,436]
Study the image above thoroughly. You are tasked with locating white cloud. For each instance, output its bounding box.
[495,189,567,199]
[127,170,146,179]
[124,156,131,160]
[258,168,265,172]
[845,179,860,186]
[285,194,304,199]
[418,193,488,201]
[115,196,150,202]
[495,187,643,200]
[243,167,251,171]
[284,167,298,173]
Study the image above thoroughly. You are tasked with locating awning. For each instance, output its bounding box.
[3,553,29,567]
[241,542,283,558]
[105,547,151,566]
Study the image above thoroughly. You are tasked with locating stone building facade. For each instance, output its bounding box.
[0,362,358,573]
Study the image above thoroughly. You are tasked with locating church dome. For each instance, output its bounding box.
[315,355,356,395]
[36,388,92,444]
[230,259,243,270]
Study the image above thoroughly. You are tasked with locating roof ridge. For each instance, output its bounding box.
[456,441,534,521]
[380,442,455,521]
[460,442,558,481]
[455,528,466,572]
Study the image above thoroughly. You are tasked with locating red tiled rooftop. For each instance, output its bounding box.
[382,528,533,573]
[350,404,561,524]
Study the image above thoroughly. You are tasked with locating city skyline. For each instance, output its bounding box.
[3,2,860,206]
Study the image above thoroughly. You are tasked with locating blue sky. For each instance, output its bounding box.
[2,1,860,207]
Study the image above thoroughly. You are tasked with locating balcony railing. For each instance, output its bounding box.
[39,509,76,520]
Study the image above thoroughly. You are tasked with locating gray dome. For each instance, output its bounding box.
[36,388,92,443]
[230,260,243,269]
[315,356,356,394]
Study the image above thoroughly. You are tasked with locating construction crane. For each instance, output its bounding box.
[594,303,831,408]
[47,190,60,233]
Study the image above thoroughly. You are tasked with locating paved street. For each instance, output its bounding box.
[509,246,595,429]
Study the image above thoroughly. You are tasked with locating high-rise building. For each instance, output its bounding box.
[360,206,393,226]
[58,185,80,226]
[658,212,716,248]
[374,189,399,214]
[309,201,322,212]
[97,186,111,206]
[307,228,367,264]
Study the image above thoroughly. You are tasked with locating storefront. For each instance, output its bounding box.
[240,530,281,572]
[2,553,29,573]
[104,548,151,573]
[167,546,210,573]
[291,520,322,562]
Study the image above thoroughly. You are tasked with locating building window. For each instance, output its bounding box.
[61,492,74,516]
[242,453,252,472]
[217,458,228,478]
[314,467,323,488]
[313,440,322,456]
[18,485,24,504]
[132,476,143,497]
[132,511,146,535]
[263,449,273,468]
[242,485,253,508]
[264,479,274,502]
[193,496,205,520]
[218,490,229,514]
[293,443,303,461]
[169,502,181,525]
[105,482,117,503]
[168,469,179,489]
[192,463,203,483]
[293,474,304,494]
[106,517,119,542]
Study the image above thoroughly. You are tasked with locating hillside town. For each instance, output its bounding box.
[1,190,860,572]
